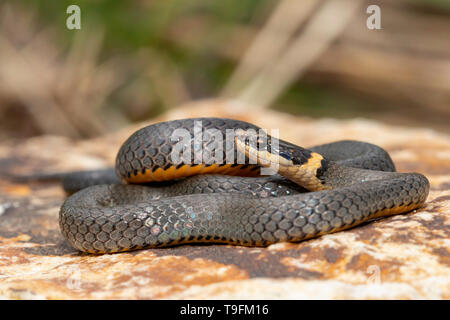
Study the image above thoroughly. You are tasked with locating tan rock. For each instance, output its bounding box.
[0,100,449,299]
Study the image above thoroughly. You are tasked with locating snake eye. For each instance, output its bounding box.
[278,151,292,160]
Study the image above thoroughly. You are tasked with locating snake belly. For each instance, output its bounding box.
[59,118,430,253]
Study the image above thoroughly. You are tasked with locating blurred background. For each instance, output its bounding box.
[0,0,449,142]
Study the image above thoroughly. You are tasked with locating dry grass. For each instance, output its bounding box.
[0,3,190,140]
[0,0,449,139]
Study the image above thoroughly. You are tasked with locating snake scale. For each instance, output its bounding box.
[59,118,429,253]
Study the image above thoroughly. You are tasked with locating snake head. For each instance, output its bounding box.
[235,128,329,191]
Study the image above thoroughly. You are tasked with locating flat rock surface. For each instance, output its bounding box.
[0,100,449,299]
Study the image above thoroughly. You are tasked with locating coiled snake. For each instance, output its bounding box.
[60,118,429,253]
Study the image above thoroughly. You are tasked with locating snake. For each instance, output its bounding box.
[59,118,430,253]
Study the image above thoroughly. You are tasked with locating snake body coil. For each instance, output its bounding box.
[60,118,429,253]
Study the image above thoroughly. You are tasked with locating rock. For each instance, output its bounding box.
[0,99,449,299]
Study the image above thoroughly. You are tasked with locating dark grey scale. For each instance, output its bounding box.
[60,172,428,253]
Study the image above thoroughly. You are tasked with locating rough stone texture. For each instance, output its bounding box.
[0,99,449,299]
